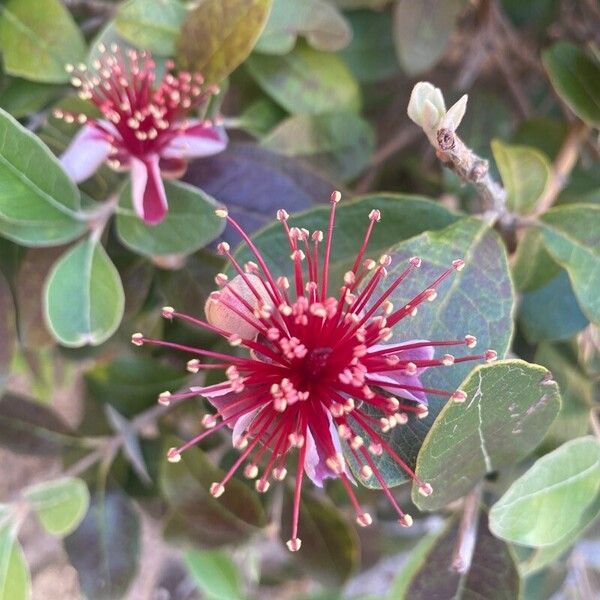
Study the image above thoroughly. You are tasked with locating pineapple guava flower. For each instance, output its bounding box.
[132,193,496,551]
[56,45,228,225]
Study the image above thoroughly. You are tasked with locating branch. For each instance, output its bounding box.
[434,127,507,220]
[451,483,483,573]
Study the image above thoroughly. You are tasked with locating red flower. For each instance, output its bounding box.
[132,193,496,551]
[56,45,227,224]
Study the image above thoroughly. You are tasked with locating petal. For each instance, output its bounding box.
[370,340,434,374]
[161,121,228,160]
[159,156,187,179]
[370,373,429,405]
[130,154,168,225]
[232,409,260,447]
[60,124,112,183]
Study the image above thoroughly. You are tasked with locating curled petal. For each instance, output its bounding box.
[60,124,112,183]
[161,121,228,160]
[130,154,168,225]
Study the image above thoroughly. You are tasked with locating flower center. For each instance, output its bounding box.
[303,347,333,377]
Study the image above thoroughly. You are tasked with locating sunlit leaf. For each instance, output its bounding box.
[184,550,244,600]
[0,526,30,600]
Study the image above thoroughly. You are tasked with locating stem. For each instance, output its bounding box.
[451,483,483,573]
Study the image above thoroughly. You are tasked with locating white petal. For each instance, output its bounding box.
[60,125,111,183]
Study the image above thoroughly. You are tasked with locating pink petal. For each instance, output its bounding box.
[130,155,168,225]
[161,120,228,160]
[60,124,112,183]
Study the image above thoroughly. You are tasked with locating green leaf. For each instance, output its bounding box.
[0,108,85,246]
[246,42,360,115]
[0,527,30,600]
[540,204,600,325]
[44,238,125,347]
[176,0,273,83]
[390,515,520,599]
[115,0,187,56]
[236,98,287,138]
[491,140,551,215]
[414,360,561,510]
[234,194,461,286]
[0,270,16,394]
[0,0,86,83]
[184,550,243,600]
[518,270,589,343]
[255,0,351,54]
[0,77,61,119]
[520,491,600,575]
[64,489,140,600]
[512,228,560,292]
[392,0,465,75]
[281,493,359,588]
[490,437,600,547]
[262,111,375,182]
[350,218,514,488]
[338,9,399,84]
[24,477,90,537]
[542,42,600,127]
[116,180,225,258]
[85,355,188,418]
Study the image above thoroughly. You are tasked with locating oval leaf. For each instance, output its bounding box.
[255,0,351,54]
[262,111,375,182]
[0,528,30,600]
[184,550,243,600]
[490,436,600,547]
[44,238,125,347]
[64,489,140,600]
[491,140,551,215]
[115,0,186,56]
[24,477,90,537]
[246,43,360,115]
[413,360,561,510]
[176,0,273,83]
[540,204,600,326]
[542,42,600,127]
[0,0,86,83]
[0,108,85,246]
[116,180,225,257]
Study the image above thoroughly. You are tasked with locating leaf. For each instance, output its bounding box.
[0,527,30,600]
[85,355,188,418]
[392,0,465,75]
[176,0,273,83]
[44,238,125,347]
[255,0,351,54]
[490,437,600,547]
[184,550,243,600]
[491,140,552,215]
[281,493,359,587]
[349,218,514,488]
[24,477,90,538]
[0,108,85,246]
[64,488,140,600]
[246,42,360,114]
[539,204,600,326]
[520,491,600,575]
[518,270,589,343]
[183,143,334,243]
[235,97,287,138]
[0,393,76,456]
[391,514,520,599]
[115,0,187,56]
[262,111,375,182]
[542,42,600,127]
[512,228,560,292]
[0,0,86,83]
[0,270,16,394]
[160,437,266,547]
[234,194,461,288]
[338,9,399,84]
[0,77,61,119]
[116,180,225,258]
[413,360,561,510]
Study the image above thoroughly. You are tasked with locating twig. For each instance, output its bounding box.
[450,483,483,573]
[532,120,590,217]
[434,127,506,221]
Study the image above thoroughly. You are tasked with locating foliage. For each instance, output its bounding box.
[0,0,598,598]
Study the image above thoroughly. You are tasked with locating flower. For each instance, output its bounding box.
[132,193,496,551]
[56,45,228,225]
